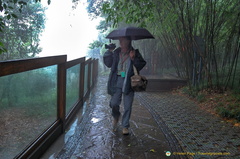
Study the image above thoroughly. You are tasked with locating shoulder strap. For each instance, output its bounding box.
[133,65,138,75]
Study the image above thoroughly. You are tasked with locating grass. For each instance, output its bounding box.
[196,93,206,103]
[216,103,240,122]
[0,90,57,118]
[177,86,240,123]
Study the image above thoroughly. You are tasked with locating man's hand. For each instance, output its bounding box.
[110,48,115,52]
[129,50,135,60]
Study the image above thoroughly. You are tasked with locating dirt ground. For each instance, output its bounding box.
[0,108,55,159]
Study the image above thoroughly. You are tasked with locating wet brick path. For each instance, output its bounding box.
[47,75,240,159]
[55,75,174,159]
[137,92,240,159]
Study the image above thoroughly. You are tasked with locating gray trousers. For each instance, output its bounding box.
[110,76,134,128]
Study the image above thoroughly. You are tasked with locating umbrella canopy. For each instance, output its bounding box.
[106,27,154,40]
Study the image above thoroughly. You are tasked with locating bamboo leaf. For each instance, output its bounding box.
[11,14,18,18]
[7,14,11,20]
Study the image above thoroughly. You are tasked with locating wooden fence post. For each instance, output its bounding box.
[57,60,67,132]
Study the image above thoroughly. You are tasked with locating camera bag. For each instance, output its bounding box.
[131,65,148,92]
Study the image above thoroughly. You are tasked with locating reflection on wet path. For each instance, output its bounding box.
[64,119,78,142]
[40,102,87,159]
[48,76,174,159]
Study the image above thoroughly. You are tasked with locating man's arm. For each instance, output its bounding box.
[132,49,146,72]
[103,50,113,68]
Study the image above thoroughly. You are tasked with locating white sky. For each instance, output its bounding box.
[39,0,100,61]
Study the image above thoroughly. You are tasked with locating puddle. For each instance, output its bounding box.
[91,117,100,123]
[48,154,56,159]
[82,102,87,115]
[64,119,78,142]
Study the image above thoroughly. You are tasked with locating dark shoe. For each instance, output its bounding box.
[122,128,129,135]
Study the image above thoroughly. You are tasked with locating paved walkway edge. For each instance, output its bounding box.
[136,93,185,159]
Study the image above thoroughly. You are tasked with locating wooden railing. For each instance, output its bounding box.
[0,55,98,159]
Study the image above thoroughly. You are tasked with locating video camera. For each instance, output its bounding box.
[105,43,116,50]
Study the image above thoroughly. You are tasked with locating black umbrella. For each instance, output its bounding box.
[106,27,154,40]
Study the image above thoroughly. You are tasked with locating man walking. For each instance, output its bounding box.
[103,36,146,135]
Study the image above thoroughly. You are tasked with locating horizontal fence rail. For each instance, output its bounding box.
[0,55,98,159]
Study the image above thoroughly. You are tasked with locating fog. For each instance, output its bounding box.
[39,0,101,61]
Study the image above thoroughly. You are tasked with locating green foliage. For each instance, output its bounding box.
[88,40,104,49]
[0,1,46,60]
[86,0,104,18]
[66,65,80,113]
[0,41,7,53]
[216,104,240,122]
[0,66,57,109]
[213,91,240,122]
[102,0,155,27]
[21,91,57,117]
[0,0,27,19]
[196,93,206,103]
[96,20,112,33]
[88,40,102,58]
[0,0,51,56]
[180,86,199,98]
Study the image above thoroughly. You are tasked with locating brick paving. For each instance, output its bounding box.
[137,92,240,159]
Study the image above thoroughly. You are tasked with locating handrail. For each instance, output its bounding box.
[65,57,85,69]
[0,55,67,76]
[0,55,98,159]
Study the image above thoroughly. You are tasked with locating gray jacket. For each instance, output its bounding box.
[103,47,146,95]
